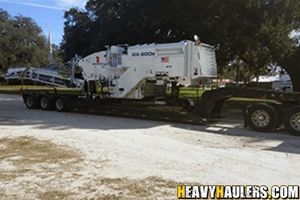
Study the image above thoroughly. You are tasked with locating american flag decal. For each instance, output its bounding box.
[161,56,169,63]
[96,56,100,64]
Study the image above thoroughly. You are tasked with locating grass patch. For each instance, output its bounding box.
[0,136,82,181]
[0,136,80,165]
[0,169,31,181]
[92,176,179,199]
[39,190,72,200]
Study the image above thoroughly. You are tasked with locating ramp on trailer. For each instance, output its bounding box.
[5,67,83,88]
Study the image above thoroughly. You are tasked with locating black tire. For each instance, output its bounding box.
[55,97,71,112]
[55,97,66,112]
[245,103,279,132]
[24,95,39,109]
[40,96,54,110]
[284,106,300,136]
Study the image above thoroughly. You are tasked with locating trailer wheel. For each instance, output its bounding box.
[245,103,279,132]
[24,95,39,109]
[40,96,53,110]
[55,97,67,112]
[284,106,300,136]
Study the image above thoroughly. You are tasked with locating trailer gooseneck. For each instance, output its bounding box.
[198,87,300,135]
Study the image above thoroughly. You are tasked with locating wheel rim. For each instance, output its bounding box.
[56,99,64,110]
[289,112,300,131]
[251,109,271,127]
[26,97,34,107]
[41,98,48,109]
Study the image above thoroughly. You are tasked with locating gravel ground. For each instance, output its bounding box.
[0,94,300,199]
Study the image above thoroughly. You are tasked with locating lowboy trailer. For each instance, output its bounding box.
[21,86,300,135]
[10,38,300,135]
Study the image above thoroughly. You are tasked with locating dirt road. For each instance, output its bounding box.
[0,94,299,199]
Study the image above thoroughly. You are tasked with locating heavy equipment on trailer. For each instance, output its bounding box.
[5,66,84,87]
[76,40,217,99]
[7,38,300,135]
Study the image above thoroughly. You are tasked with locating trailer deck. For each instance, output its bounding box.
[16,86,300,135]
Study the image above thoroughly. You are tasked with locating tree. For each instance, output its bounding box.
[61,8,92,60]
[0,9,49,74]
[61,0,300,84]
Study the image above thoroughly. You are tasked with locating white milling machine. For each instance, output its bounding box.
[4,39,217,100]
[78,40,217,99]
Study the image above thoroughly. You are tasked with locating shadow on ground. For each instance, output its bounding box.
[1,94,300,155]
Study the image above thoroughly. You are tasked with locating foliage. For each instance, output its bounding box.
[0,9,49,74]
[61,0,300,83]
